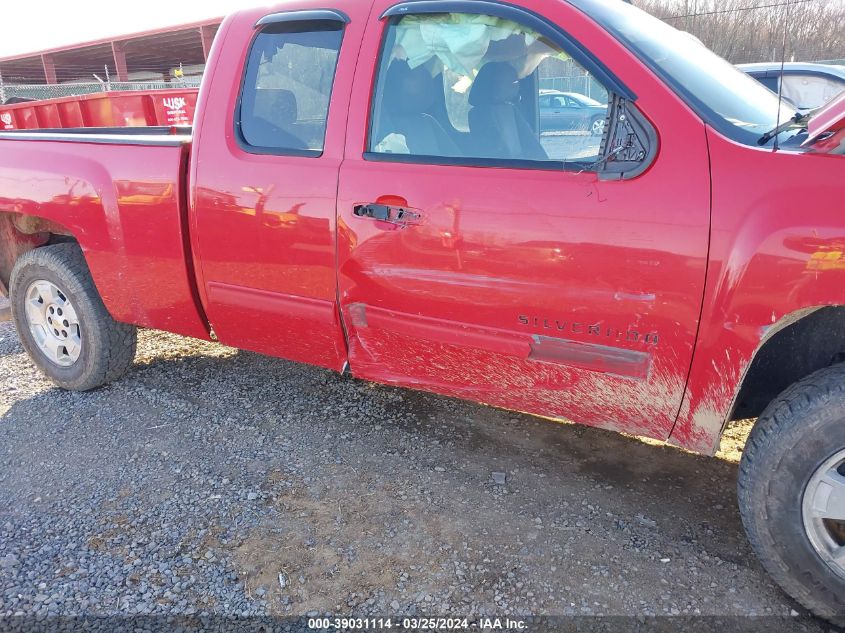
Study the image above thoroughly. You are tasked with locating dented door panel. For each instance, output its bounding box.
[336,0,711,441]
[337,161,708,441]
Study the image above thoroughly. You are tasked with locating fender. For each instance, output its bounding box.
[670,128,845,454]
[0,140,209,340]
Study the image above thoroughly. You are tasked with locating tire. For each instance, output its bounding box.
[590,116,606,136]
[738,363,845,624]
[9,243,137,391]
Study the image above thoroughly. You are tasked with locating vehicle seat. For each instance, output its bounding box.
[468,63,547,161]
[378,61,462,157]
[252,89,308,150]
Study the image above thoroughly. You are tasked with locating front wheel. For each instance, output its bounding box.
[9,244,137,391]
[738,364,845,623]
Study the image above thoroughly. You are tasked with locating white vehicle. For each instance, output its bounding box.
[739,62,845,111]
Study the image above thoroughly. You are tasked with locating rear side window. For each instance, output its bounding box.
[367,13,611,168]
[238,20,343,155]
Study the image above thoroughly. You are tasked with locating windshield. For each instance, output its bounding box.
[572,0,798,146]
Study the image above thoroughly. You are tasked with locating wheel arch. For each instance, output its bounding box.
[0,211,77,297]
[671,303,845,455]
[728,305,845,422]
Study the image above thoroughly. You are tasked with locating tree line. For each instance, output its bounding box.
[634,0,845,64]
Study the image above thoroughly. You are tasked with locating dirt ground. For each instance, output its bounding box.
[0,322,835,631]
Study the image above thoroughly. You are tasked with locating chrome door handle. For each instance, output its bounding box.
[353,203,422,226]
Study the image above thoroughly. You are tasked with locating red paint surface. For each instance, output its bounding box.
[670,132,845,453]
[804,92,845,154]
[0,89,198,131]
[186,1,369,371]
[337,0,710,443]
[0,139,209,340]
[805,91,845,146]
[0,0,842,454]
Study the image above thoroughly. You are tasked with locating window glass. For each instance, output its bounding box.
[369,13,610,165]
[781,73,845,110]
[240,21,343,153]
[573,0,798,146]
[756,75,780,94]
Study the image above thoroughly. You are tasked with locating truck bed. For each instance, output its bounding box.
[0,88,199,131]
[0,129,209,340]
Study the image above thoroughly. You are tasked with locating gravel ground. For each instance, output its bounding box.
[0,317,837,630]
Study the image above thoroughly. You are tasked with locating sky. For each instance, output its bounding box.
[0,0,264,58]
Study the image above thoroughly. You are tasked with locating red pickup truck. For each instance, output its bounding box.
[0,0,843,620]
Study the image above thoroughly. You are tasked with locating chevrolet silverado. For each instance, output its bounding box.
[0,0,843,620]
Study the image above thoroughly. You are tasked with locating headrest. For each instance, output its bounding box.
[384,60,437,116]
[272,89,298,126]
[469,62,520,107]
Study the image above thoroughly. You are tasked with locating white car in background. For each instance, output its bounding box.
[739,62,845,112]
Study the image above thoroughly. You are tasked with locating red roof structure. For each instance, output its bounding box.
[0,18,222,85]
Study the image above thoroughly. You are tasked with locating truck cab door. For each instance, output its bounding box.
[189,5,369,370]
[336,0,711,441]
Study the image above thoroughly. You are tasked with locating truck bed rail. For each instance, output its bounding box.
[0,126,192,146]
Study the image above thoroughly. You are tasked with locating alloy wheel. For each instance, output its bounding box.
[802,448,845,581]
[24,279,82,367]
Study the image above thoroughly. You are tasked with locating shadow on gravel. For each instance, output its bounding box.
[368,382,750,560]
[0,331,811,624]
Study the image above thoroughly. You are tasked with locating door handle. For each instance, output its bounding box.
[353,203,422,227]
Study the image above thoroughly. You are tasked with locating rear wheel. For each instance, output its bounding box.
[590,116,606,136]
[738,364,845,624]
[10,244,137,391]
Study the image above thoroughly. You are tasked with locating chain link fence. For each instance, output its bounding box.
[1,79,202,103]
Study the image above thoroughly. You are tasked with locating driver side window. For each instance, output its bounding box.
[368,13,610,166]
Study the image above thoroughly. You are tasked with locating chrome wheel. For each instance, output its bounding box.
[803,448,845,581]
[591,118,606,136]
[24,279,82,367]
